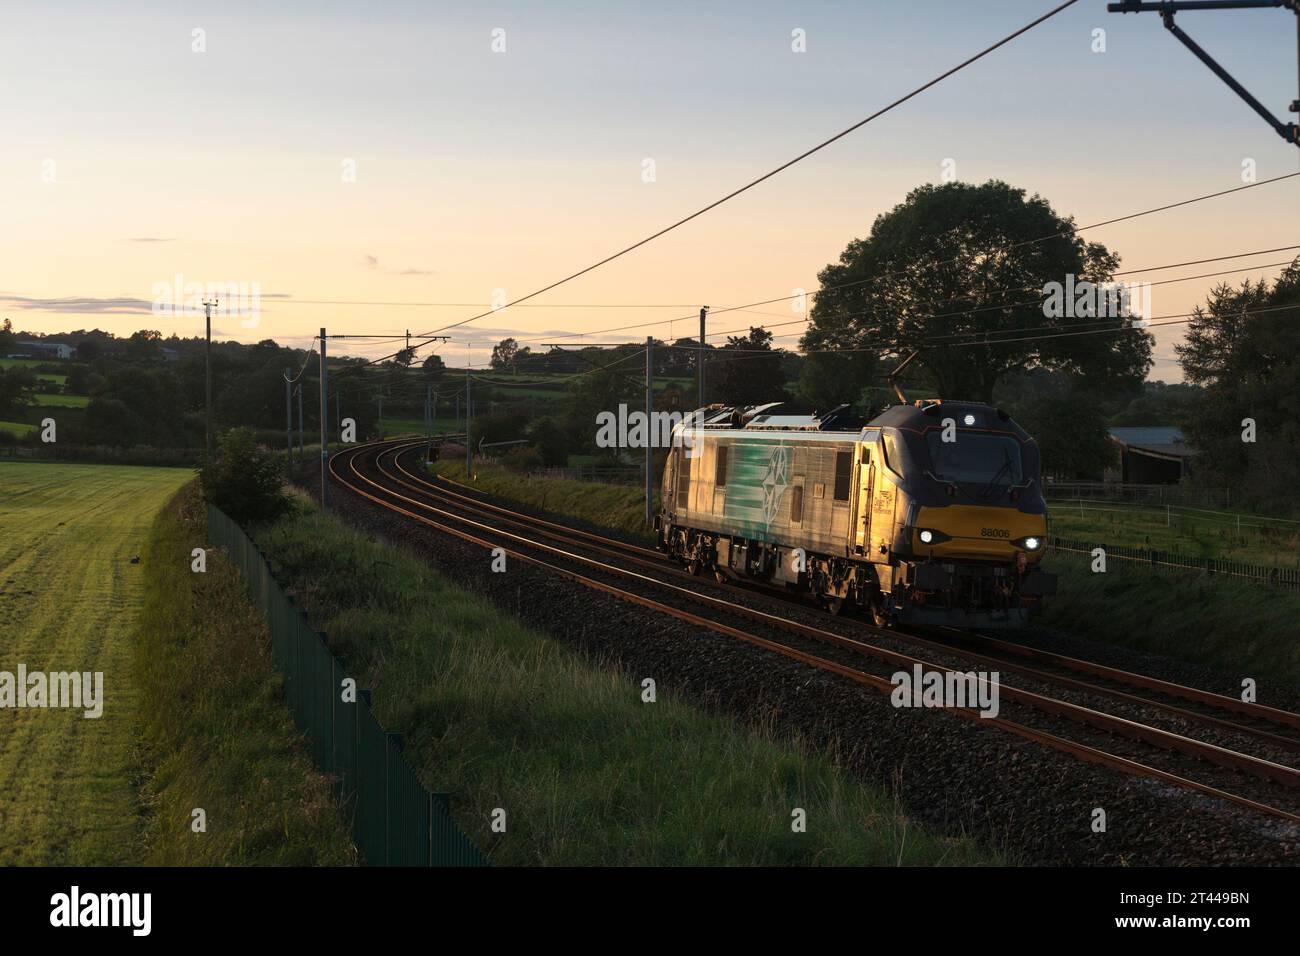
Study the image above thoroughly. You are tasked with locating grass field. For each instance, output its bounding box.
[258,495,998,865]
[0,358,68,385]
[32,393,88,408]
[1047,500,1300,567]
[0,421,36,438]
[0,461,191,864]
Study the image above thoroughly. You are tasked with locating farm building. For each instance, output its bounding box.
[14,340,74,360]
[1107,426,1194,484]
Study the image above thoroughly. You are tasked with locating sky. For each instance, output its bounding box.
[2,0,1298,378]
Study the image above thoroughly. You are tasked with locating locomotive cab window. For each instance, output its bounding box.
[882,430,905,477]
[925,432,1023,487]
[714,445,729,487]
[833,450,852,501]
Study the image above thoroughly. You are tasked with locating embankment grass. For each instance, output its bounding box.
[434,459,653,539]
[256,498,999,865]
[1040,553,1300,687]
[132,482,355,864]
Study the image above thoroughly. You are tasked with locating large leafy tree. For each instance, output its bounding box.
[995,369,1115,479]
[214,366,291,430]
[81,396,140,446]
[125,329,164,364]
[1175,261,1300,504]
[421,353,445,383]
[713,327,785,407]
[86,365,187,446]
[564,361,640,459]
[796,350,879,414]
[491,337,527,371]
[802,180,1152,403]
[0,365,38,417]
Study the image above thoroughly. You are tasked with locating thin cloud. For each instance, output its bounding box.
[362,254,436,277]
[0,294,155,314]
[127,237,177,243]
[0,291,288,315]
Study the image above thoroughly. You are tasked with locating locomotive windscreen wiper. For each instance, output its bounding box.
[979,452,1016,500]
[924,469,954,488]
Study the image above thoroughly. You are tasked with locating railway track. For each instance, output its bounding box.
[391,442,1300,753]
[425,455,1300,756]
[329,438,1300,828]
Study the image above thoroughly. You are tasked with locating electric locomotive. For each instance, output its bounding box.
[655,400,1056,629]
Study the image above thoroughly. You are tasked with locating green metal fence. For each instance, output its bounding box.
[207,503,489,866]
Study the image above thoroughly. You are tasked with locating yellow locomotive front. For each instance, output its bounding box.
[859,400,1055,628]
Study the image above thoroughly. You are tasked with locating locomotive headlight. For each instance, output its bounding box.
[915,528,951,545]
[1012,535,1042,551]
[962,413,976,426]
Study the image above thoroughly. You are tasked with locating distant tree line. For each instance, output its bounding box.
[14,179,1284,495]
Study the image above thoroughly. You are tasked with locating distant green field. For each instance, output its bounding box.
[0,357,67,385]
[1048,501,1300,567]
[0,461,191,864]
[0,420,36,438]
[32,393,88,408]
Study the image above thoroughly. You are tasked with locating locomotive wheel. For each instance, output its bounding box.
[870,604,890,627]
[714,569,728,584]
[687,558,703,576]
[825,597,845,616]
